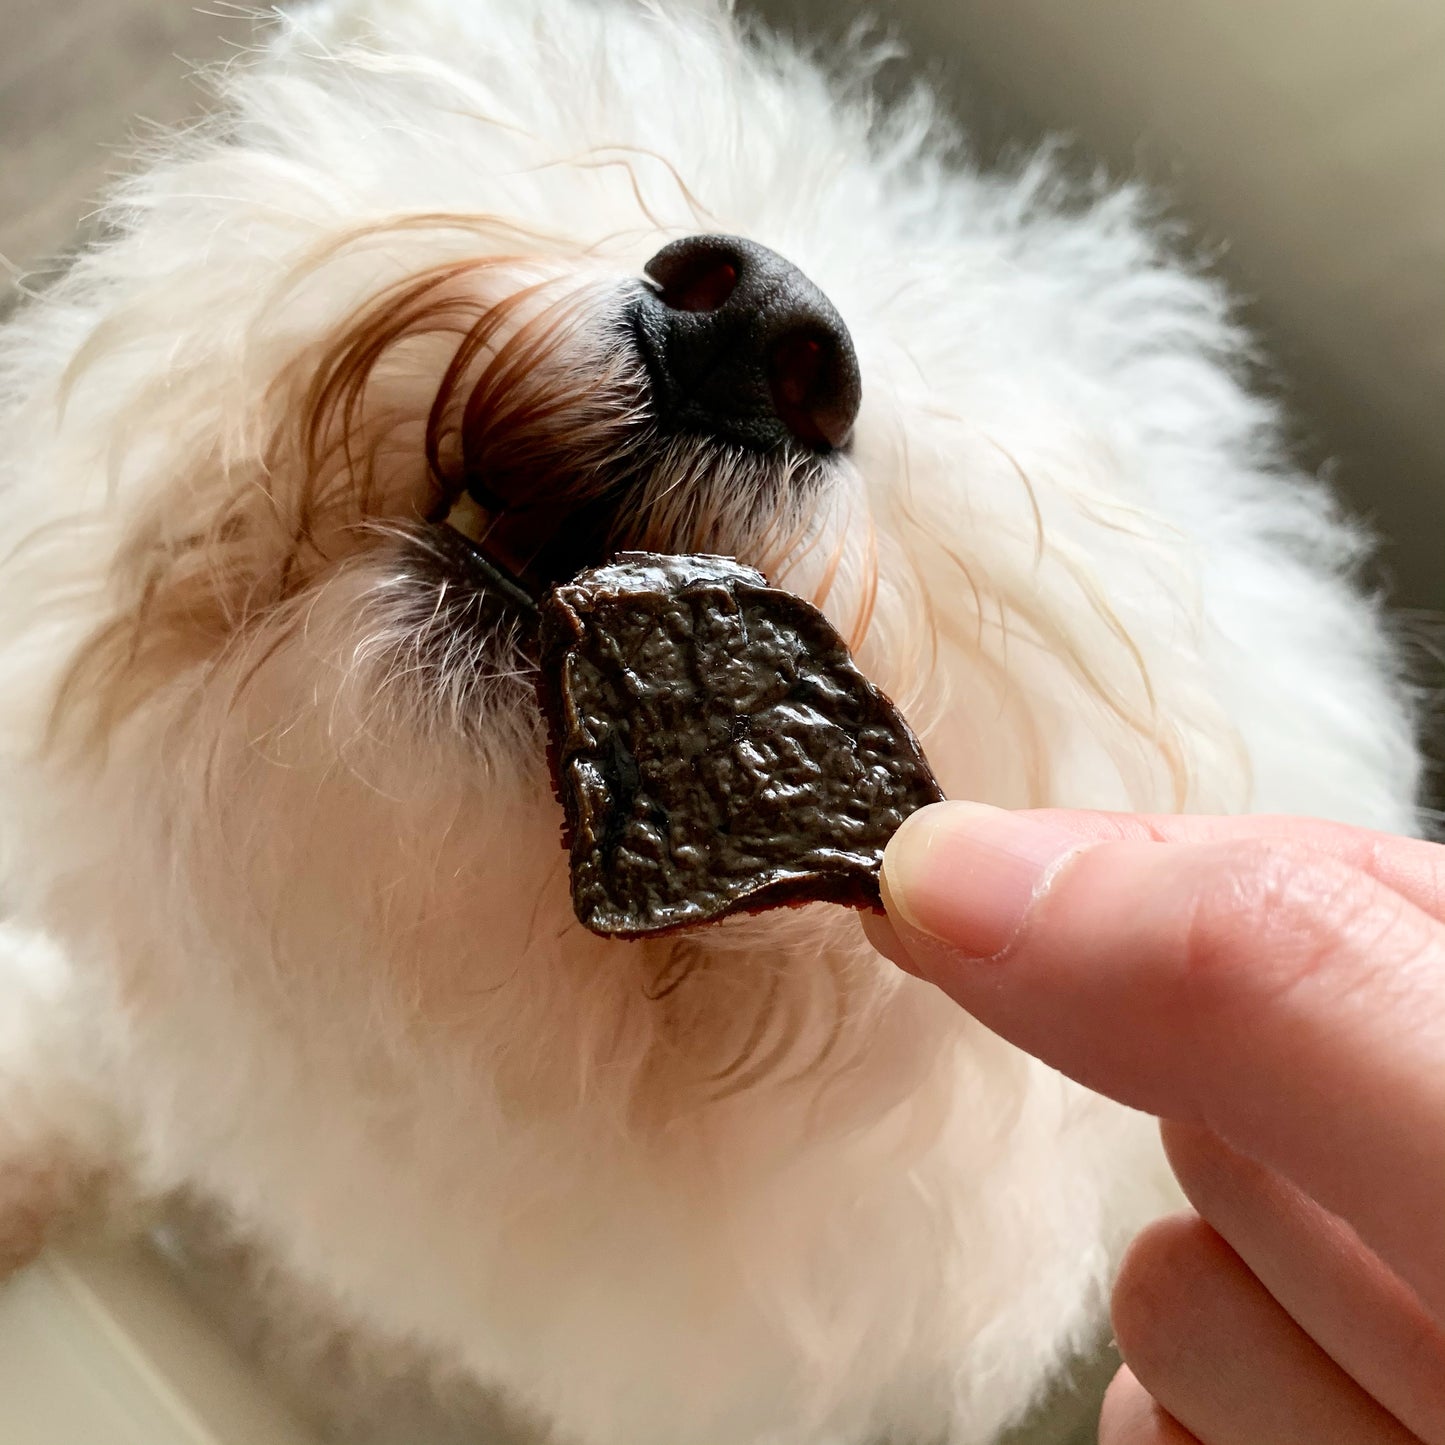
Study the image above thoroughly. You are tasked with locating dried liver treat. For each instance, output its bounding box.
[538,553,944,938]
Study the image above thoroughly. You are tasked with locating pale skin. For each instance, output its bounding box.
[867,801,1445,1445]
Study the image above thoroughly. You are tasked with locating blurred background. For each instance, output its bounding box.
[750,0,1445,623]
[4,0,1443,737]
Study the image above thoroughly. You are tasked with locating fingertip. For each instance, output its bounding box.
[878,803,952,936]
[880,801,1084,959]
[859,907,915,973]
[1100,1366,1202,1445]
[1099,1365,1148,1438]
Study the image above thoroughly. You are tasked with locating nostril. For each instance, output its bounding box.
[646,244,740,314]
[770,333,825,410]
[769,331,850,452]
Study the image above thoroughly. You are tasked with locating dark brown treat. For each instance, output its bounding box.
[538,553,944,938]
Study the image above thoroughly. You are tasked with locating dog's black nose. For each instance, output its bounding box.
[634,235,861,453]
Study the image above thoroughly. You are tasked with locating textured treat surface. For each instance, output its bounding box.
[539,553,943,938]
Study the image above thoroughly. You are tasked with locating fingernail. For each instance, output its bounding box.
[881,802,1082,958]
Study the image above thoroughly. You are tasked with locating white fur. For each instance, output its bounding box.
[0,2,1420,1443]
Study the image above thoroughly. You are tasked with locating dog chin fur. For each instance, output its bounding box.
[0,1,1421,1442]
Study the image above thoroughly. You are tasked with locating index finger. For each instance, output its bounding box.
[878,802,1445,1318]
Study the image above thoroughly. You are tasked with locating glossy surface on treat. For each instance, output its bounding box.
[539,553,944,937]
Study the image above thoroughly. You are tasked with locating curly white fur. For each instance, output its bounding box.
[0,2,1420,1443]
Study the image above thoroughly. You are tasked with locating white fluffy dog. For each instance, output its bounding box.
[0,1,1421,1442]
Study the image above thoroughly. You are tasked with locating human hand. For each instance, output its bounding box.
[868,802,1445,1445]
